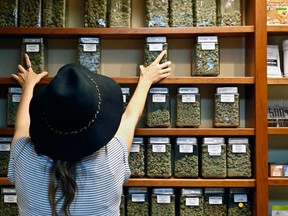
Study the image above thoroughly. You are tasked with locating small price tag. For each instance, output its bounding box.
[132,194,145,202]
[152,94,166,103]
[149,44,163,51]
[232,145,247,153]
[26,44,40,52]
[12,95,21,103]
[220,94,235,102]
[157,195,171,203]
[0,144,10,151]
[209,197,223,205]
[234,194,248,203]
[182,95,196,103]
[152,144,166,153]
[83,44,97,52]
[201,43,216,50]
[208,145,221,156]
[130,144,140,153]
[186,197,200,206]
[4,195,17,203]
[179,145,193,153]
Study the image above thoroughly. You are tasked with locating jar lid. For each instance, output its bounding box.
[229,188,250,194]
[153,188,174,195]
[146,36,167,43]
[22,37,44,44]
[79,37,100,44]
[8,87,22,94]
[1,187,16,195]
[176,137,197,144]
[197,36,218,43]
[203,137,225,144]
[121,87,130,94]
[128,187,148,194]
[149,87,169,94]
[216,87,238,94]
[181,188,202,195]
[0,137,13,142]
[178,87,199,94]
[204,188,225,194]
[149,137,170,144]
[132,137,144,144]
[228,137,249,144]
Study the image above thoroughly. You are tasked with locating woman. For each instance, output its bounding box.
[8,51,171,216]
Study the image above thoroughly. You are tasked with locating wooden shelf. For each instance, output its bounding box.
[268,127,288,135]
[267,25,288,34]
[0,26,254,39]
[268,177,288,186]
[124,178,255,187]
[268,78,288,85]
[0,77,255,85]
[0,178,12,186]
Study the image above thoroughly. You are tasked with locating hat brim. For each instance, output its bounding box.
[29,71,123,161]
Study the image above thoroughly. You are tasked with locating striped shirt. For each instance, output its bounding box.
[8,136,131,216]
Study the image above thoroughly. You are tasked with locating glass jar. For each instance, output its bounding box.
[203,188,227,216]
[19,0,41,27]
[228,188,252,216]
[120,193,125,216]
[78,37,101,73]
[151,188,175,215]
[176,87,201,127]
[7,87,22,127]
[227,137,252,178]
[174,137,199,178]
[145,0,169,27]
[169,0,193,27]
[21,38,46,74]
[214,87,240,127]
[121,87,131,111]
[144,36,168,67]
[195,36,219,76]
[108,0,131,27]
[147,137,172,178]
[0,187,18,216]
[194,0,217,26]
[0,0,18,27]
[127,187,149,216]
[217,0,242,26]
[180,188,203,216]
[146,87,171,128]
[201,137,227,178]
[43,0,67,27]
[84,0,107,27]
[0,137,12,177]
[129,137,145,178]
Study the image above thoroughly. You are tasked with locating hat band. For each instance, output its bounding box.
[43,75,101,135]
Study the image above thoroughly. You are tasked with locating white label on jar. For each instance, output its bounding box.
[149,43,163,51]
[234,194,248,203]
[152,145,166,153]
[232,144,247,153]
[0,144,10,151]
[209,197,223,205]
[220,94,235,102]
[208,145,221,156]
[132,194,145,202]
[182,95,196,103]
[123,95,127,103]
[4,195,17,203]
[152,94,166,103]
[12,95,21,103]
[83,44,97,52]
[186,197,200,206]
[201,43,216,50]
[179,145,193,153]
[157,195,171,203]
[130,144,140,153]
[26,44,40,52]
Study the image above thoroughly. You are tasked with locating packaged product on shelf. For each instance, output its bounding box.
[78,37,101,73]
[228,188,252,216]
[272,205,288,216]
[194,0,217,26]
[227,137,252,178]
[144,36,168,67]
[214,87,240,127]
[0,187,18,216]
[0,137,12,177]
[180,188,203,215]
[84,0,107,27]
[129,137,145,178]
[121,87,131,111]
[0,0,18,27]
[267,0,288,25]
[7,87,22,127]
[127,187,149,216]
[145,0,169,27]
[201,137,227,178]
[19,0,41,27]
[169,0,193,27]
[151,188,175,215]
[146,87,171,128]
[108,0,131,27]
[267,45,282,78]
[283,165,288,177]
[282,40,288,77]
[174,137,199,178]
[120,193,125,216]
[195,36,219,76]
[21,38,46,74]
[269,163,283,177]
[203,188,227,216]
[147,137,172,178]
[217,0,242,26]
[43,0,66,27]
[176,87,201,128]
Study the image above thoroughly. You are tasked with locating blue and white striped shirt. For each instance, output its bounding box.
[8,137,131,216]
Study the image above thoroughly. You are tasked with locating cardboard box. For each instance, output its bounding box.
[267,0,288,25]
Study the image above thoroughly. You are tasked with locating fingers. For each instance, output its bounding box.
[154,50,167,63]
[24,53,32,70]
[159,61,172,69]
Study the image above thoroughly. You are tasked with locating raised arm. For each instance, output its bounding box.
[11,54,48,145]
[115,50,172,152]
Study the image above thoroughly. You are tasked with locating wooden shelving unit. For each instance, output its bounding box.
[268,178,288,186]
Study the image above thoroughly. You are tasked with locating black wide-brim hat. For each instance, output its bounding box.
[29,63,123,161]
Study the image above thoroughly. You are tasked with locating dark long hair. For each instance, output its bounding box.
[48,160,78,216]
